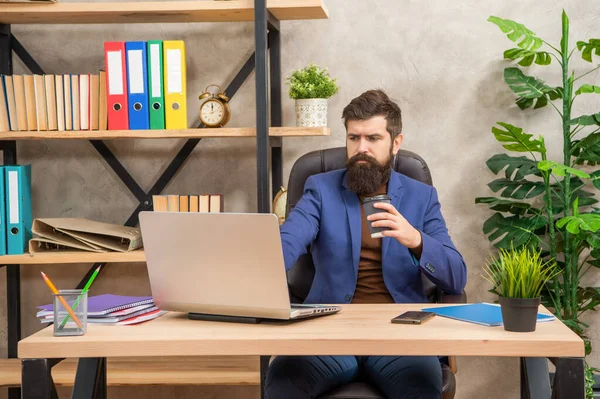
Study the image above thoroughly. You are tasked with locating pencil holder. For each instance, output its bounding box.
[53,289,87,336]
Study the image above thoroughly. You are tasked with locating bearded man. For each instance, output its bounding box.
[266,89,467,399]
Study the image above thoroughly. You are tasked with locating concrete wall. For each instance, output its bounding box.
[2,1,599,397]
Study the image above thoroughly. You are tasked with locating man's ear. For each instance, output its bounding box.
[392,134,403,155]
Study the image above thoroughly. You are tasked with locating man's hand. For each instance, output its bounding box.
[367,202,423,258]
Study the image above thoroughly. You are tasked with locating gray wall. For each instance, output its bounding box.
[2,1,599,398]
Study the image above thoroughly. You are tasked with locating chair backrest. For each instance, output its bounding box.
[285,147,436,303]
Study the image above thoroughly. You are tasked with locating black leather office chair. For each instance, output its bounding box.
[285,147,465,399]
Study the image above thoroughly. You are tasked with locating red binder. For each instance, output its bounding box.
[104,42,128,130]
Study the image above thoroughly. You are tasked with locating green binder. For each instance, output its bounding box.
[146,40,165,130]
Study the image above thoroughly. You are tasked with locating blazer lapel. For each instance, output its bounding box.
[382,171,404,261]
[342,173,361,276]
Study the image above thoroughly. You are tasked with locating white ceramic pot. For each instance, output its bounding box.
[295,98,328,127]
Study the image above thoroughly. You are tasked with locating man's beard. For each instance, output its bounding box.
[346,150,393,196]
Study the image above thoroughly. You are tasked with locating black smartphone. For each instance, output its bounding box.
[391,311,435,325]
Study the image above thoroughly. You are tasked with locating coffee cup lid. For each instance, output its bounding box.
[361,194,391,203]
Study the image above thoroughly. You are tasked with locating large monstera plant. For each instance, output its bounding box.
[476,11,600,396]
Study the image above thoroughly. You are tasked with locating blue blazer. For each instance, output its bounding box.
[280,169,467,304]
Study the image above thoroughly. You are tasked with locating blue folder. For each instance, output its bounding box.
[125,41,150,130]
[421,303,555,327]
[5,165,32,255]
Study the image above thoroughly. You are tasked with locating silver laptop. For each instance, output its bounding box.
[138,211,341,322]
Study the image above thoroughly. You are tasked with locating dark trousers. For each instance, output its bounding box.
[265,355,442,399]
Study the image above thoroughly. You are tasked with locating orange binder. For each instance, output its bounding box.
[104,42,128,130]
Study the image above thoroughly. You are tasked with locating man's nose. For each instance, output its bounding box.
[358,139,370,153]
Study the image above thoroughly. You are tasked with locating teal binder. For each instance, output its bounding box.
[0,166,6,255]
[147,40,165,130]
[5,165,32,255]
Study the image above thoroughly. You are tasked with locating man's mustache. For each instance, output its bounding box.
[347,153,378,167]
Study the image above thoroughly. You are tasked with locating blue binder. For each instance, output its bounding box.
[0,166,6,255]
[422,303,555,327]
[1,75,11,131]
[5,165,32,255]
[125,41,150,130]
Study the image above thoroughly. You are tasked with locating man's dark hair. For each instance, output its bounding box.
[342,89,402,141]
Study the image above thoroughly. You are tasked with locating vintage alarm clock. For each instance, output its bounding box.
[198,85,231,128]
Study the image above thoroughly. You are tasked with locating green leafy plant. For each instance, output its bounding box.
[285,63,339,100]
[482,245,559,298]
[477,11,600,397]
[586,363,598,399]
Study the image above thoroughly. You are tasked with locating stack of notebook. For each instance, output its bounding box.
[36,294,166,326]
[152,194,223,212]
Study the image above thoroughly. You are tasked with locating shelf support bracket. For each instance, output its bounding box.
[11,34,44,75]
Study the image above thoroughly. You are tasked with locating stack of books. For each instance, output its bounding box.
[0,73,107,132]
[152,194,223,212]
[36,294,166,326]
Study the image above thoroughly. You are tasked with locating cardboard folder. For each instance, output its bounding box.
[29,218,143,253]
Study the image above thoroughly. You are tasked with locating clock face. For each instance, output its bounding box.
[201,100,225,126]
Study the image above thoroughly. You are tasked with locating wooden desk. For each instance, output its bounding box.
[18,304,585,398]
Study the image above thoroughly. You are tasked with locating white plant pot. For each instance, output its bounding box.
[295,98,328,127]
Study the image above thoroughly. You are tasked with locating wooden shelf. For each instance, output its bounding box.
[0,250,145,265]
[0,127,330,140]
[0,356,259,387]
[0,0,329,25]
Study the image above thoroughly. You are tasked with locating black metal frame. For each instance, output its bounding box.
[520,356,585,398]
[2,0,283,397]
[1,21,21,399]
[21,358,63,399]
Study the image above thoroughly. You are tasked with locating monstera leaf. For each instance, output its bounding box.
[557,213,600,234]
[475,197,539,215]
[576,287,600,313]
[568,113,600,126]
[504,68,563,109]
[572,133,600,165]
[537,160,590,179]
[576,39,600,62]
[488,16,543,50]
[488,178,546,199]
[592,170,600,190]
[491,122,546,153]
[588,248,600,269]
[516,91,564,110]
[504,48,552,66]
[485,154,541,179]
[575,84,600,95]
[483,212,548,249]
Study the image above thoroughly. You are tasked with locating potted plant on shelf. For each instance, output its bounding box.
[285,63,339,127]
[483,245,558,332]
